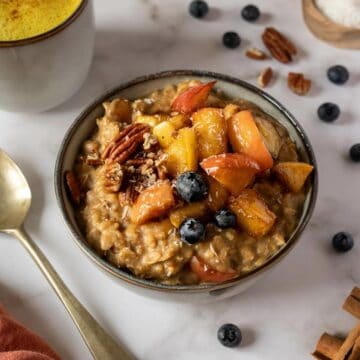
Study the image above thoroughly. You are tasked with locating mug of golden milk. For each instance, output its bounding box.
[0,0,94,112]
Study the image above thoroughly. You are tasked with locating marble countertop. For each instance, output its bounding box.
[0,0,359,359]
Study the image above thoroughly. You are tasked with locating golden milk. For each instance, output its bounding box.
[0,0,82,41]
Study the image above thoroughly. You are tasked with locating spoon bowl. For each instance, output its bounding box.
[0,150,31,231]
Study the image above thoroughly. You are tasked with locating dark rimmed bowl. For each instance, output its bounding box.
[55,70,317,302]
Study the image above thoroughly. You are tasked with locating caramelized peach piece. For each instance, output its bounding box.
[223,103,240,120]
[273,162,314,192]
[200,153,260,196]
[166,127,198,177]
[130,181,175,225]
[135,114,166,128]
[169,114,190,129]
[153,121,177,148]
[229,189,276,238]
[228,110,273,171]
[190,256,238,283]
[205,176,229,212]
[169,201,208,228]
[171,81,216,114]
[192,108,228,160]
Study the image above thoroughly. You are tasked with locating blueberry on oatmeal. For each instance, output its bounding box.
[175,171,208,202]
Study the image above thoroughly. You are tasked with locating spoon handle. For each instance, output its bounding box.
[11,227,136,360]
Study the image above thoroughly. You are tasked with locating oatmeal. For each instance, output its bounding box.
[67,80,314,285]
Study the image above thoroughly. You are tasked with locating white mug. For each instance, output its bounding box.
[0,0,95,113]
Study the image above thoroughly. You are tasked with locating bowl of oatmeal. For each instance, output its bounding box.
[55,70,317,300]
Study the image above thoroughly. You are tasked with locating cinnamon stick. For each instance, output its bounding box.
[312,333,344,359]
[348,336,360,360]
[334,323,360,360]
[343,287,360,319]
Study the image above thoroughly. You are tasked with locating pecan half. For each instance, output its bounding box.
[65,170,82,205]
[246,47,267,60]
[288,72,312,96]
[102,123,150,164]
[258,67,273,88]
[262,27,297,64]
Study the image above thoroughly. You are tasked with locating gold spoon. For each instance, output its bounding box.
[0,149,135,360]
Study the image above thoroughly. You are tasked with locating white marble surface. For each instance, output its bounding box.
[0,0,359,359]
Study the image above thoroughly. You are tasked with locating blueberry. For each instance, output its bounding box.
[241,4,260,22]
[349,143,360,162]
[217,324,242,348]
[222,31,241,49]
[189,0,209,18]
[179,218,205,245]
[214,209,237,228]
[332,232,354,253]
[317,102,340,123]
[175,172,208,202]
[327,65,349,85]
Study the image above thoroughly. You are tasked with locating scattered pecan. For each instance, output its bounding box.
[65,170,82,205]
[258,67,273,88]
[288,72,312,96]
[126,158,147,166]
[104,162,123,192]
[102,123,150,164]
[125,184,138,205]
[143,132,158,151]
[262,27,297,64]
[246,47,267,60]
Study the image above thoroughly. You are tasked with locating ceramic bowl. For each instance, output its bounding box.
[302,0,360,49]
[55,70,318,302]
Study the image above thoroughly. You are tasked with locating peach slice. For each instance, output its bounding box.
[228,110,273,171]
[200,153,260,196]
[273,162,314,193]
[171,81,216,114]
[130,180,175,225]
[190,256,238,283]
[205,176,229,212]
[169,201,208,228]
[192,107,228,160]
[165,127,198,177]
[223,103,240,121]
[229,189,276,238]
[153,121,177,148]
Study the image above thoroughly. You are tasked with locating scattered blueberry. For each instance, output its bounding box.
[349,144,360,162]
[214,209,237,228]
[332,232,354,253]
[189,0,209,18]
[217,324,242,348]
[241,4,260,22]
[179,218,205,245]
[222,31,241,49]
[327,65,349,85]
[176,172,208,202]
[317,102,340,123]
